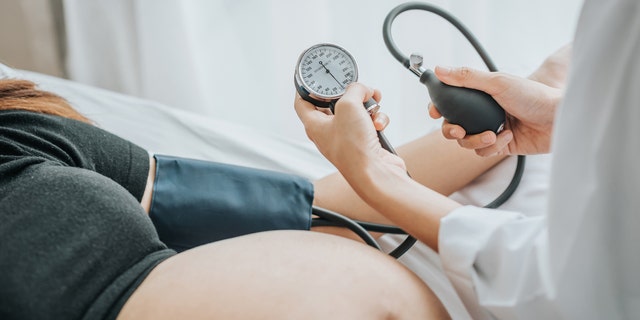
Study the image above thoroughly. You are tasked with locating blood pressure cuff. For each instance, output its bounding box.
[149,154,313,252]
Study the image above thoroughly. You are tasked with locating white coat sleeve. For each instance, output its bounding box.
[438,0,640,319]
[438,207,555,320]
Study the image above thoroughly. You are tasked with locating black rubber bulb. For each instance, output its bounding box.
[420,69,505,135]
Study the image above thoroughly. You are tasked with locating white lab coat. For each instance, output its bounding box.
[438,0,640,319]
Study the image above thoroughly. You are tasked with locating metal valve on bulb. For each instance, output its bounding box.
[409,53,505,135]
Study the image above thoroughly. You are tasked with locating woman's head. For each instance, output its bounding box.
[0,79,90,123]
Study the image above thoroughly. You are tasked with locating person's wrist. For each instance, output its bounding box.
[346,156,411,207]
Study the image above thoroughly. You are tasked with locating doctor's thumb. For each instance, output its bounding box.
[434,66,495,93]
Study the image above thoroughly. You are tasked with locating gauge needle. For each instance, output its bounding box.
[319,61,345,89]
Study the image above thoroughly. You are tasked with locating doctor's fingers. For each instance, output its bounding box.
[440,120,467,140]
[469,130,514,157]
[343,83,380,103]
[294,94,332,137]
[334,83,378,116]
[371,112,390,131]
[428,103,441,119]
[434,66,509,96]
[295,94,327,120]
[455,130,498,150]
[430,105,469,140]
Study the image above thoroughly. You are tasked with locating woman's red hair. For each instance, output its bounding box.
[0,79,91,123]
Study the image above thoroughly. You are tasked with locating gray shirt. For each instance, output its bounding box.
[0,110,174,320]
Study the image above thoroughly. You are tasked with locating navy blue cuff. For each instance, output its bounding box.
[149,155,313,251]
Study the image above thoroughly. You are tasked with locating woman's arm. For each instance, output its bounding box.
[138,125,504,228]
[140,156,156,213]
[141,155,156,212]
[313,131,504,226]
[527,43,571,89]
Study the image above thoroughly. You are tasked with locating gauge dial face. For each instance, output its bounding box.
[296,43,359,100]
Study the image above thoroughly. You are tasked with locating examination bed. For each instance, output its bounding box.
[0,62,552,319]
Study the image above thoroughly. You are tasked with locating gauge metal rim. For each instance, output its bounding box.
[294,43,360,102]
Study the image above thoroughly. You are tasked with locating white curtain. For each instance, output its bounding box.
[63,0,582,145]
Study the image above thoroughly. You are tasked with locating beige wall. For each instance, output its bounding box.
[0,0,65,77]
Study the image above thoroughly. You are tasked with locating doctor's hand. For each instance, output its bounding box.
[295,83,406,176]
[428,66,563,156]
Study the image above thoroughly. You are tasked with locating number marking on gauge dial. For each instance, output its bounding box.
[296,44,359,101]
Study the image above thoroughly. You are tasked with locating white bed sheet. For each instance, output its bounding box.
[1,63,552,319]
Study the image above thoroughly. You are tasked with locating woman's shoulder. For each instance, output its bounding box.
[0,109,150,201]
[0,109,95,162]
